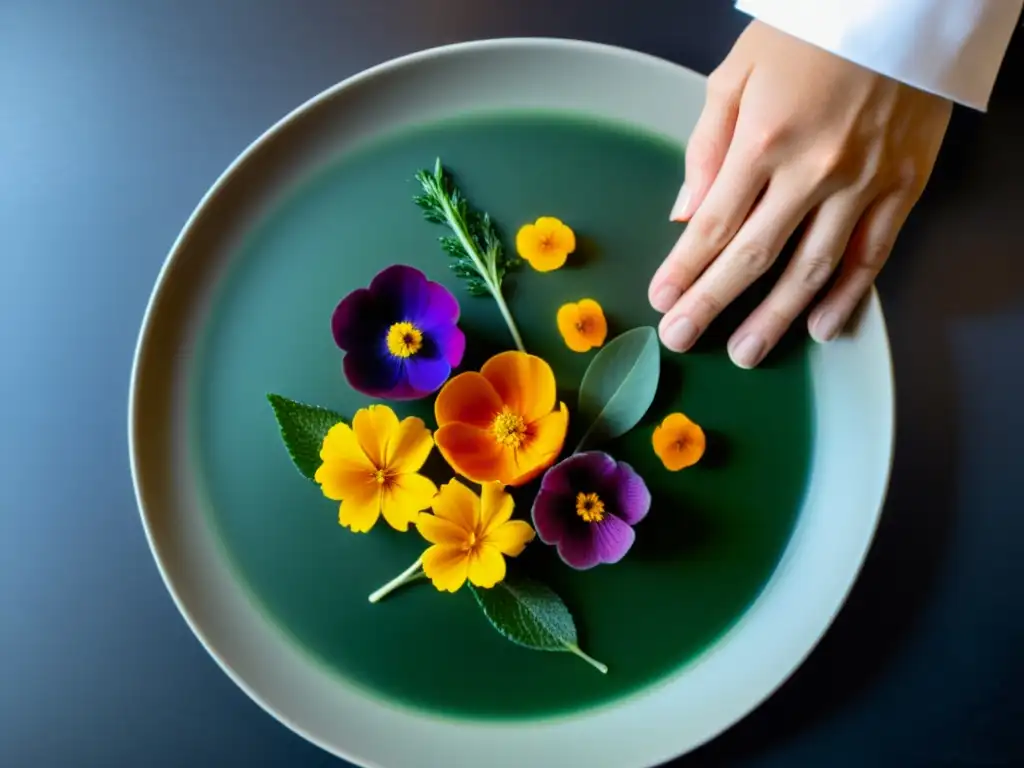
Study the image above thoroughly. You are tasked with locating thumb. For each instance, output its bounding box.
[670,71,745,222]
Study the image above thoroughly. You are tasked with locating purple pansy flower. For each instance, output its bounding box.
[532,451,651,569]
[332,265,465,400]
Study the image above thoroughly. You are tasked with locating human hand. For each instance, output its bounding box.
[649,20,953,367]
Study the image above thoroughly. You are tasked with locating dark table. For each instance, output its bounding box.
[3,1,1022,766]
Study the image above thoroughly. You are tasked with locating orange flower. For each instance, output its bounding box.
[434,351,569,486]
[652,412,706,471]
[556,299,608,353]
[515,216,576,272]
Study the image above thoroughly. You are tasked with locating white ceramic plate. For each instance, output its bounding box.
[129,38,893,768]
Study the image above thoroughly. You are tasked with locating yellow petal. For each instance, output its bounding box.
[314,463,373,502]
[481,351,557,423]
[421,544,469,593]
[380,472,437,532]
[385,416,433,473]
[515,223,542,262]
[430,479,480,532]
[484,519,536,557]
[352,404,399,468]
[337,483,381,533]
[319,422,374,471]
[479,482,514,537]
[416,512,469,546]
[467,544,507,588]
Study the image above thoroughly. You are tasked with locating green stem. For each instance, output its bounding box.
[489,274,527,353]
[438,191,526,353]
[368,556,425,604]
[566,643,608,674]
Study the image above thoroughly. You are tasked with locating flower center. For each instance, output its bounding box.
[491,408,527,448]
[673,438,688,452]
[574,318,590,333]
[575,492,605,523]
[386,321,423,358]
[539,234,554,251]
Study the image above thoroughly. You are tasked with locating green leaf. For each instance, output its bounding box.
[576,326,661,451]
[470,576,608,673]
[266,394,345,481]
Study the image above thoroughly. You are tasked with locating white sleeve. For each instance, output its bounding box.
[735,0,1022,111]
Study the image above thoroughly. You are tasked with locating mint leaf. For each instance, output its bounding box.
[576,326,660,452]
[470,575,607,673]
[266,394,345,481]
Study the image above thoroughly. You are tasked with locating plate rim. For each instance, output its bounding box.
[129,36,895,768]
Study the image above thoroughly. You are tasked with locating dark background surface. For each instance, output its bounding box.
[2,1,1022,766]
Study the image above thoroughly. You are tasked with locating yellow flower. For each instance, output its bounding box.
[416,480,535,592]
[314,404,437,533]
[516,216,576,272]
[652,412,706,471]
[556,298,608,352]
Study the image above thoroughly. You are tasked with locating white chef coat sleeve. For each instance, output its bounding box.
[735,0,1022,111]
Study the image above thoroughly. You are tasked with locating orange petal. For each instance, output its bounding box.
[479,482,514,537]
[435,423,517,484]
[481,351,556,423]
[556,303,592,353]
[430,479,480,532]
[652,412,707,471]
[577,299,608,347]
[434,372,503,429]
[508,402,569,487]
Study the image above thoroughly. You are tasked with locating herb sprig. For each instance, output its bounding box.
[414,158,525,353]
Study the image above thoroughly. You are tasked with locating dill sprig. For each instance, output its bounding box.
[413,158,525,353]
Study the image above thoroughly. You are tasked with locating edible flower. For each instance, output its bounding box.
[516,216,576,272]
[417,480,536,593]
[532,452,650,569]
[652,412,706,470]
[556,298,608,352]
[314,404,437,533]
[434,351,569,487]
[331,264,465,400]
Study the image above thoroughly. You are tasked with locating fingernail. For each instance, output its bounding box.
[730,334,766,369]
[662,315,698,351]
[811,311,842,342]
[670,184,690,221]
[650,283,679,313]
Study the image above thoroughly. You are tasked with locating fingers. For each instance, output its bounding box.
[726,194,866,368]
[658,175,816,353]
[669,69,749,223]
[650,147,770,312]
[808,191,914,342]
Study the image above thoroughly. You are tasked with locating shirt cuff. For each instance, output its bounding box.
[735,0,1022,111]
